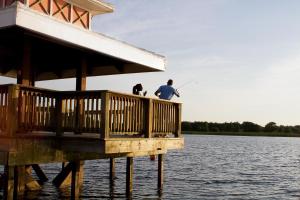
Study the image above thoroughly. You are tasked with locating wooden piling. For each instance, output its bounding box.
[3,166,15,200]
[126,157,133,198]
[53,162,73,187]
[158,154,164,191]
[24,166,42,191]
[71,161,84,200]
[109,158,115,181]
[14,166,26,197]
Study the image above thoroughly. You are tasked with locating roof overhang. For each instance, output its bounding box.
[0,3,166,81]
[68,0,114,15]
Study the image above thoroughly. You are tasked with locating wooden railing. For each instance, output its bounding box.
[0,84,182,138]
[108,93,146,136]
[18,86,57,132]
[152,100,181,137]
[0,85,9,134]
[59,91,102,133]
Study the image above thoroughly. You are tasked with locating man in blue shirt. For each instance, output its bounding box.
[155,79,180,100]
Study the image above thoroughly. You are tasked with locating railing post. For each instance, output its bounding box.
[100,91,110,139]
[145,99,153,138]
[7,85,19,136]
[75,97,84,134]
[56,94,63,136]
[175,103,182,137]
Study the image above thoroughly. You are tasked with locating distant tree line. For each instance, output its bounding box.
[182,121,300,133]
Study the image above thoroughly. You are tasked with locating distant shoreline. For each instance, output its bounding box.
[182,131,300,137]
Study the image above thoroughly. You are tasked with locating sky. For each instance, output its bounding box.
[2,0,300,126]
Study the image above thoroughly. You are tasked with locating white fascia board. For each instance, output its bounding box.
[14,4,165,71]
[0,6,17,28]
[68,0,114,15]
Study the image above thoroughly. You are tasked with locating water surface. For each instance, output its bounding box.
[3,135,300,199]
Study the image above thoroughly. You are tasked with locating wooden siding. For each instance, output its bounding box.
[0,0,90,29]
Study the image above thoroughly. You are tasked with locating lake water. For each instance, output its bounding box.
[3,135,300,199]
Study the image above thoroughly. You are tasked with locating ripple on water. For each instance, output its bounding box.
[1,135,300,199]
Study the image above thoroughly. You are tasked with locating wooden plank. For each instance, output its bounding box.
[17,37,34,86]
[76,57,87,91]
[145,99,153,138]
[56,95,63,136]
[176,104,182,137]
[95,97,99,129]
[14,166,26,196]
[32,164,48,182]
[53,162,73,187]
[24,165,42,191]
[0,90,3,130]
[86,98,90,131]
[7,85,19,137]
[38,94,42,128]
[116,97,120,132]
[32,92,37,129]
[104,138,184,154]
[124,99,128,132]
[118,97,122,132]
[113,97,117,132]
[71,161,84,200]
[3,165,15,200]
[91,97,95,130]
[100,92,110,139]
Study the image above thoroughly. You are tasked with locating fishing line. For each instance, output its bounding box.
[176,80,198,90]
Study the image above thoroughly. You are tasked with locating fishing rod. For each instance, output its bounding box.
[176,80,198,90]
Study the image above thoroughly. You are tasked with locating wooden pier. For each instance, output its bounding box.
[0,84,183,199]
[0,0,184,199]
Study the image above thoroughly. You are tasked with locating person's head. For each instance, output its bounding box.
[136,83,143,91]
[167,79,173,86]
[133,83,143,95]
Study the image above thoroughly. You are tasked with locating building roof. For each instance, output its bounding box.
[0,2,166,81]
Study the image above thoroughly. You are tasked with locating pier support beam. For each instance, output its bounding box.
[3,166,15,200]
[53,162,73,188]
[32,164,48,182]
[75,56,87,135]
[14,166,25,196]
[109,158,115,182]
[53,161,84,199]
[158,154,164,192]
[71,161,84,200]
[126,157,133,198]
[3,165,44,200]
[25,166,42,191]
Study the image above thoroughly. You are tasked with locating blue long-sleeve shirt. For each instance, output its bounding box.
[155,85,180,100]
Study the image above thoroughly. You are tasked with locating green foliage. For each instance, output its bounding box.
[264,122,278,132]
[241,121,262,132]
[181,121,300,134]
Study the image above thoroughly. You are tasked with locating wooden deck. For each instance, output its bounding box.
[0,132,183,166]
